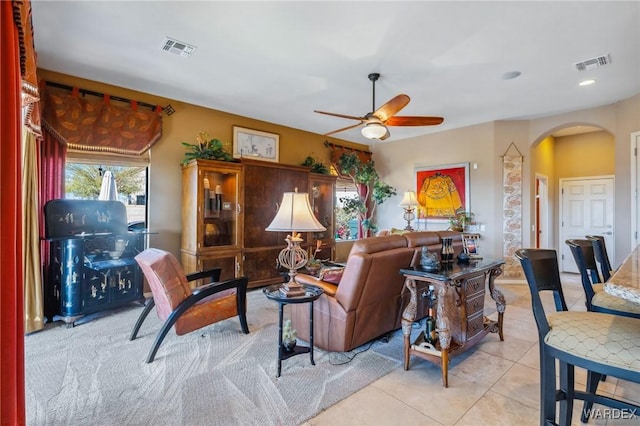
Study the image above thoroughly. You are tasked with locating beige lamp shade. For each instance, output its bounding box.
[399,191,419,208]
[266,192,326,232]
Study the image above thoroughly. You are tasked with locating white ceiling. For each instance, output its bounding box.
[31,1,640,144]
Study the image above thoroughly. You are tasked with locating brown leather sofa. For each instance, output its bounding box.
[291,231,463,352]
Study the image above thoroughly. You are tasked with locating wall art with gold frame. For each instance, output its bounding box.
[232,126,279,163]
[415,162,470,222]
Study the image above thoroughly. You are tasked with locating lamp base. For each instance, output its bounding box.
[403,208,415,231]
[279,279,306,298]
[275,233,309,297]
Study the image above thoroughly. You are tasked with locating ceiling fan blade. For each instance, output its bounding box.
[373,94,410,122]
[314,110,365,121]
[384,116,444,126]
[324,122,363,136]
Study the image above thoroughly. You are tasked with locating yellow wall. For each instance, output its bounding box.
[532,136,555,178]
[554,131,615,178]
[38,69,369,257]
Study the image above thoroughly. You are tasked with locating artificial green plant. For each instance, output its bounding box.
[181,131,234,165]
[300,155,330,174]
[337,151,396,238]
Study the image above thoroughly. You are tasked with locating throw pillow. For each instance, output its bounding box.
[318,267,344,285]
[390,227,408,235]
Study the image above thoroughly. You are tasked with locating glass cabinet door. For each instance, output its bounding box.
[310,175,335,243]
[201,168,240,249]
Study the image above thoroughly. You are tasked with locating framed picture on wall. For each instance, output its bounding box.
[232,126,279,162]
[415,162,470,221]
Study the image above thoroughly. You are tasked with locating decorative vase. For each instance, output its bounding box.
[441,237,454,264]
[282,339,297,352]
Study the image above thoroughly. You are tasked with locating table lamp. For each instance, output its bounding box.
[266,190,326,297]
[400,191,419,231]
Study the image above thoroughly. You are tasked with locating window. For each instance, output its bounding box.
[64,156,148,229]
[335,178,359,240]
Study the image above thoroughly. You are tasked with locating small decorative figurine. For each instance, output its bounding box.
[420,246,440,271]
[282,319,297,352]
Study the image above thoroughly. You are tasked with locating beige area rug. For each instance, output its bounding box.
[25,289,403,426]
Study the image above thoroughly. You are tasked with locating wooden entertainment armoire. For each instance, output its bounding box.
[181,158,336,289]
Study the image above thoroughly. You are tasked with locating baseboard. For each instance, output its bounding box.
[495,278,527,285]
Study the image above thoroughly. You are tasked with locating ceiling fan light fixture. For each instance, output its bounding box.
[361,122,387,139]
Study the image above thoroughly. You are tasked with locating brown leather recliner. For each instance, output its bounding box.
[291,231,464,352]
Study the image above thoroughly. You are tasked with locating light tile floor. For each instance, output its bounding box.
[304,274,640,426]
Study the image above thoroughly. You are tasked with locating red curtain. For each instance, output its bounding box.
[39,130,66,302]
[1,0,25,423]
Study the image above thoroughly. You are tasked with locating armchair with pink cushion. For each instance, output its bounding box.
[130,248,249,363]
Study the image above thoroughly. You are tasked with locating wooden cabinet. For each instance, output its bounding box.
[181,159,336,289]
[242,160,310,288]
[309,173,336,261]
[181,159,243,283]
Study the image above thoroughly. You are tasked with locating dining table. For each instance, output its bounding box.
[604,244,640,304]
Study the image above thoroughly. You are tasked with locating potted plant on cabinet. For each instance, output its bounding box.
[300,155,330,174]
[181,131,234,165]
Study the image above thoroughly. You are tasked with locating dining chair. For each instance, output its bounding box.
[516,248,640,426]
[586,235,614,282]
[130,248,249,363]
[566,239,640,318]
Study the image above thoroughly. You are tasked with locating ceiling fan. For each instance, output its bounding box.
[315,73,444,140]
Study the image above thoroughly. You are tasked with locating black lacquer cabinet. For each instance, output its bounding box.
[44,199,145,326]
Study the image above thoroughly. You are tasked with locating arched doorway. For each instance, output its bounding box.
[530,124,615,272]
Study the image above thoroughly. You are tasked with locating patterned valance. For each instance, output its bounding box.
[324,141,372,179]
[325,141,372,164]
[12,0,38,105]
[42,85,163,156]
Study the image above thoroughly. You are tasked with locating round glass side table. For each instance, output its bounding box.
[263,283,324,377]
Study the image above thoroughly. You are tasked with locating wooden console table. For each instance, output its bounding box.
[400,258,505,387]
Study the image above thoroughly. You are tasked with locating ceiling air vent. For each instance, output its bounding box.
[161,37,196,57]
[574,54,610,71]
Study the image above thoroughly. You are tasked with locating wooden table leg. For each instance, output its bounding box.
[488,267,506,341]
[403,334,411,370]
[441,348,449,388]
[401,278,418,371]
[436,284,451,388]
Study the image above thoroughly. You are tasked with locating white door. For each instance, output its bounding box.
[632,132,640,250]
[560,177,615,273]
